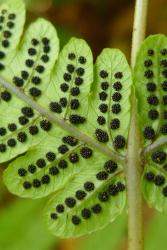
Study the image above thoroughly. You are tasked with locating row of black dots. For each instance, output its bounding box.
[23,174,51,190]
[59,52,86,124]
[18,107,51,133]
[51,168,125,224]
[144,49,167,137]
[23,169,92,192]
[95,70,126,148]
[98,70,109,115]
[111,72,123,116]
[0,122,18,137]
[26,160,95,217]
[98,181,125,203]
[150,150,167,185]
[13,37,50,97]
[4,107,35,136]
[71,203,103,225]
[144,171,167,196]
[68,52,87,87]
[0,120,49,153]
[12,44,37,87]
[110,74,123,146]
[112,72,126,149]
[51,54,86,113]
[0,118,52,154]
[62,135,78,147]
[110,72,123,130]
[143,49,157,140]
[72,203,102,223]
[57,143,93,164]
[21,150,58,189]
[96,160,118,181]
[17,106,35,127]
[95,70,110,143]
[48,148,90,180]
[50,176,95,216]
[20,162,59,185]
[49,147,93,176]
[0,119,52,153]
[25,38,45,97]
[18,150,57,177]
[29,37,51,96]
[159,50,167,135]
[50,180,96,221]
[147,48,167,57]
[104,134,126,149]
[22,146,93,197]
[62,181,126,224]
[0,10,16,31]
[51,201,103,224]
[97,70,109,127]
[0,10,16,71]
[148,150,167,194]
[21,146,93,189]
[0,131,28,153]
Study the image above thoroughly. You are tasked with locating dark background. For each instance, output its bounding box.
[25,0,167,58]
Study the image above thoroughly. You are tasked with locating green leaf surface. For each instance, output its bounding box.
[89,48,132,153]
[0,0,132,237]
[134,35,167,212]
[0,0,25,66]
[134,34,167,146]
[45,163,126,237]
[0,17,59,163]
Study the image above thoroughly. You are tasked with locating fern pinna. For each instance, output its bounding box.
[0,0,166,239]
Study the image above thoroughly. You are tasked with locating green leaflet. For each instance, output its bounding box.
[89,48,132,153]
[0,18,59,163]
[45,170,125,238]
[0,0,25,66]
[0,0,132,238]
[134,35,167,212]
[134,34,167,146]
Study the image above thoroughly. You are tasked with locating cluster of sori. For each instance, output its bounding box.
[143,48,167,140]
[145,150,167,197]
[50,51,87,124]
[50,159,125,226]
[0,97,53,153]
[17,130,94,190]
[12,37,51,97]
[95,69,126,149]
[0,8,16,70]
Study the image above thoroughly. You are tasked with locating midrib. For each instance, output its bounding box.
[0,75,125,164]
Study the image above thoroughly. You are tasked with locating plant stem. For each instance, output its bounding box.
[127,92,143,250]
[127,0,149,249]
[131,0,149,68]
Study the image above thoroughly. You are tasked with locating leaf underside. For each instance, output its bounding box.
[134,34,167,212]
[0,0,132,237]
